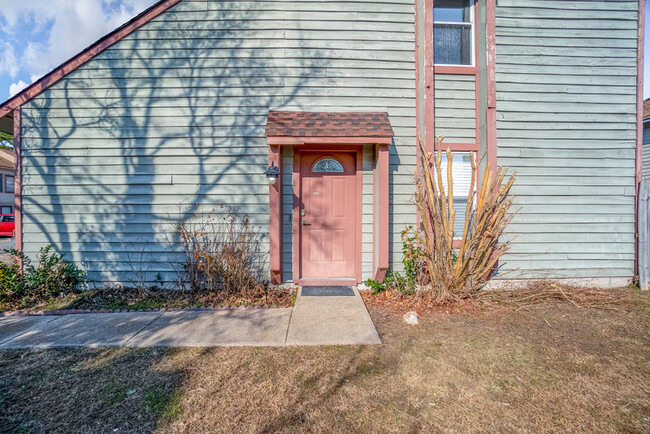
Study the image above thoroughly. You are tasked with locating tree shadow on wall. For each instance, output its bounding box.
[20,3,325,286]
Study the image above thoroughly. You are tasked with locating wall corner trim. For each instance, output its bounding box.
[636,0,645,277]
[13,107,22,271]
[486,0,497,171]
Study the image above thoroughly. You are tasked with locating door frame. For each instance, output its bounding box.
[293,145,363,285]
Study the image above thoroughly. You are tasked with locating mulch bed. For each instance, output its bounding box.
[360,282,638,317]
[0,286,296,316]
[0,305,286,317]
[360,290,492,317]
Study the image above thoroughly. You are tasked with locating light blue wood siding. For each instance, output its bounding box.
[434,74,476,143]
[495,0,638,279]
[20,0,416,284]
[281,147,294,282]
[362,144,374,280]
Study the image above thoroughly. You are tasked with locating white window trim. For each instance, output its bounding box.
[433,0,475,67]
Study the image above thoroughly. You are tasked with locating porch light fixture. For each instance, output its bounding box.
[265,161,280,185]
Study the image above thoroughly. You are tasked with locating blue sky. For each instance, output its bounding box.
[0,1,649,101]
[0,0,156,100]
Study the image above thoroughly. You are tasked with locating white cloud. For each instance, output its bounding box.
[1,0,157,93]
[9,80,28,96]
[0,42,18,78]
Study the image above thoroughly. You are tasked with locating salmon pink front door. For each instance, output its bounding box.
[299,152,358,280]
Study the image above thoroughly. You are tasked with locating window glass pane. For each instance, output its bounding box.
[1,207,11,215]
[433,0,471,23]
[439,153,473,238]
[5,176,14,193]
[312,158,344,173]
[433,24,472,65]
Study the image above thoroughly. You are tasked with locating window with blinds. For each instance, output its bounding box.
[439,153,474,237]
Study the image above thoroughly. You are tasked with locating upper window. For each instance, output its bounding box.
[312,158,344,173]
[433,0,474,66]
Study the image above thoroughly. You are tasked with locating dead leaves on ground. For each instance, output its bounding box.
[361,281,642,318]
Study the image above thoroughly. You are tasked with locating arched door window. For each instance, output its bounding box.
[312,158,344,173]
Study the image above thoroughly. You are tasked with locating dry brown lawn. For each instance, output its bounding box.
[1,287,648,433]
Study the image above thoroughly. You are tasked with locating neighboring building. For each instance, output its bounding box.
[0,0,643,287]
[0,149,15,215]
[641,98,650,179]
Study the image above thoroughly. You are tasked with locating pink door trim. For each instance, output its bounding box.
[373,144,389,281]
[293,145,363,285]
[268,145,282,283]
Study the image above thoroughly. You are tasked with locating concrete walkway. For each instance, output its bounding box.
[0,287,381,348]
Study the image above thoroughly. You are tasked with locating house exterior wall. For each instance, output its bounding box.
[494,0,639,280]
[19,0,416,285]
[11,0,642,285]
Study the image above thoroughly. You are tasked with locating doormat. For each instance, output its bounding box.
[301,286,355,296]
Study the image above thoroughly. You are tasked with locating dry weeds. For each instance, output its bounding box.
[0,287,648,433]
[479,280,636,311]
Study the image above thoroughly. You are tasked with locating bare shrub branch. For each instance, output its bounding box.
[172,204,266,297]
[415,135,517,301]
[122,236,162,295]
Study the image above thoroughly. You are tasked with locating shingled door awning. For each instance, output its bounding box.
[265,111,394,145]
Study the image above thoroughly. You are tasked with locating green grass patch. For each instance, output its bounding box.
[145,386,184,424]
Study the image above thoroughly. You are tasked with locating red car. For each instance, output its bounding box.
[0,214,15,237]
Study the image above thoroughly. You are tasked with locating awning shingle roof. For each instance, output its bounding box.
[266,111,394,138]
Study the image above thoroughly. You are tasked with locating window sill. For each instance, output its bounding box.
[434,65,477,74]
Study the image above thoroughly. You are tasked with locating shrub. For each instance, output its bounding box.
[0,258,25,304]
[174,205,266,296]
[0,245,85,305]
[364,227,422,296]
[415,136,516,301]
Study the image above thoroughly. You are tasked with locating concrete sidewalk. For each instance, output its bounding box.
[0,288,381,348]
